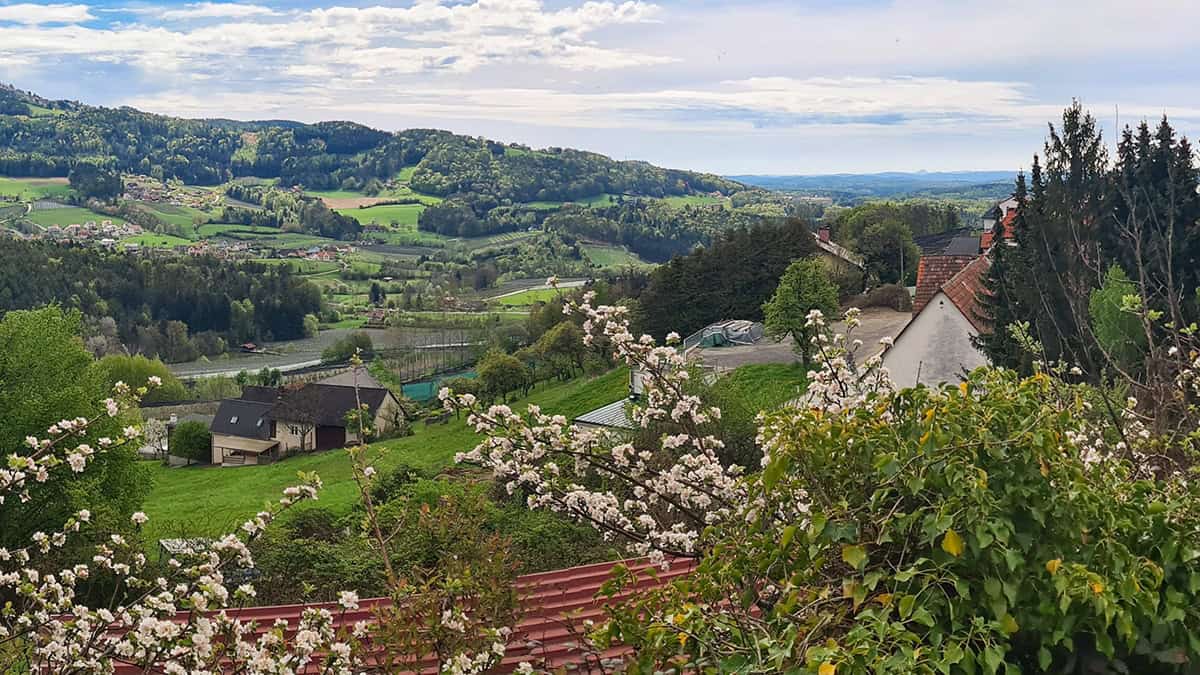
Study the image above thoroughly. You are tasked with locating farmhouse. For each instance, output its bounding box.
[813,227,864,275]
[210,382,404,466]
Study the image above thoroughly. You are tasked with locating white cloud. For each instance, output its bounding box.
[0,3,92,24]
[157,3,278,21]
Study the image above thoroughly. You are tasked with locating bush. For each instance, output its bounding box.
[321,332,374,364]
[170,421,211,465]
[608,367,1200,672]
[846,283,913,312]
[98,354,190,403]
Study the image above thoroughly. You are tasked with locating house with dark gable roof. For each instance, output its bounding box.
[209,382,404,466]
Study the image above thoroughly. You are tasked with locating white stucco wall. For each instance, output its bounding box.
[883,291,988,388]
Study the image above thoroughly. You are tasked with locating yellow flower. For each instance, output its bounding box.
[819,663,837,675]
[1090,581,1104,595]
[1045,559,1062,575]
[677,632,688,646]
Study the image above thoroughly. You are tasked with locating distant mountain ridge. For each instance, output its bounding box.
[729,171,1016,201]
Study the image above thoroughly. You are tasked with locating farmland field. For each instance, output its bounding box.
[195,223,278,238]
[336,203,424,227]
[457,231,536,251]
[25,206,126,227]
[581,244,650,268]
[253,259,340,274]
[121,233,191,247]
[492,287,560,306]
[661,194,727,207]
[0,176,73,201]
[134,201,214,227]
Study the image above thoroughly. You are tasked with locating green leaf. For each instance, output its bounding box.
[1038,647,1052,670]
[779,525,797,551]
[984,578,1002,599]
[899,594,916,619]
[1000,613,1019,635]
[762,454,789,489]
[842,544,867,571]
[982,646,1004,675]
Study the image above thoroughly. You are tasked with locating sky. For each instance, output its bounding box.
[1,0,1198,175]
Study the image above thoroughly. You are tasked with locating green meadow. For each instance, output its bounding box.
[138,369,629,544]
[26,206,126,227]
[0,176,73,201]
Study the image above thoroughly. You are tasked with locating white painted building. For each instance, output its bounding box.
[884,254,991,388]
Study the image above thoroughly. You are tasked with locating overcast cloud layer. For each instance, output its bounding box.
[1,0,1197,174]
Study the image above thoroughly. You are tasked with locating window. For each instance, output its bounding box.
[230,416,239,424]
[256,418,263,427]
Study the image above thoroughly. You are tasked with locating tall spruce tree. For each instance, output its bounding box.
[1021,102,1109,371]
[1106,117,1200,331]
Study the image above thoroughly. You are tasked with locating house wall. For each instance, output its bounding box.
[883,291,988,388]
[817,250,856,278]
[273,421,316,453]
[211,434,263,466]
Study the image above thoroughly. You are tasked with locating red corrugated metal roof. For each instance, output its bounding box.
[110,558,693,674]
[913,255,976,315]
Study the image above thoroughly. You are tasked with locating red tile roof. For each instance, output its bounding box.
[939,254,993,333]
[913,255,976,314]
[981,209,1018,251]
[110,558,693,674]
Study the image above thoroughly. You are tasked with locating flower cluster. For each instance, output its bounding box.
[0,381,371,674]
[448,289,751,563]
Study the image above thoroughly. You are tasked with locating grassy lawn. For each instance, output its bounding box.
[26,206,126,227]
[336,203,425,227]
[0,176,73,201]
[320,317,366,330]
[395,166,418,182]
[196,223,279,238]
[662,194,728,208]
[253,258,340,274]
[139,369,628,544]
[122,233,191,247]
[493,287,560,306]
[582,244,649,269]
[713,362,808,412]
[135,202,214,228]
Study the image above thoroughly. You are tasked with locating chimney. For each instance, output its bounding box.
[818,227,830,243]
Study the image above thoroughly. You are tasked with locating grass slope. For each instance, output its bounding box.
[492,287,560,307]
[581,244,648,269]
[0,176,73,201]
[26,206,126,227]
[139,369,628,543]
[336,203,424,227]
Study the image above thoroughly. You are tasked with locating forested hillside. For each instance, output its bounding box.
[0,240,322,360]
[0,84,742,200]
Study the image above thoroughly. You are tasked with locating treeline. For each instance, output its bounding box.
[978,106,1200,378]
[222,184,361,240]
[544,200,767,262]
[634,218,821,338]
[0,240,323,362]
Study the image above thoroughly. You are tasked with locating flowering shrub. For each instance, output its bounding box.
[445,285,1200,673]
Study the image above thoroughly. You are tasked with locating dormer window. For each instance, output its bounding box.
[230,416,239,424]
[256,418,264,427]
